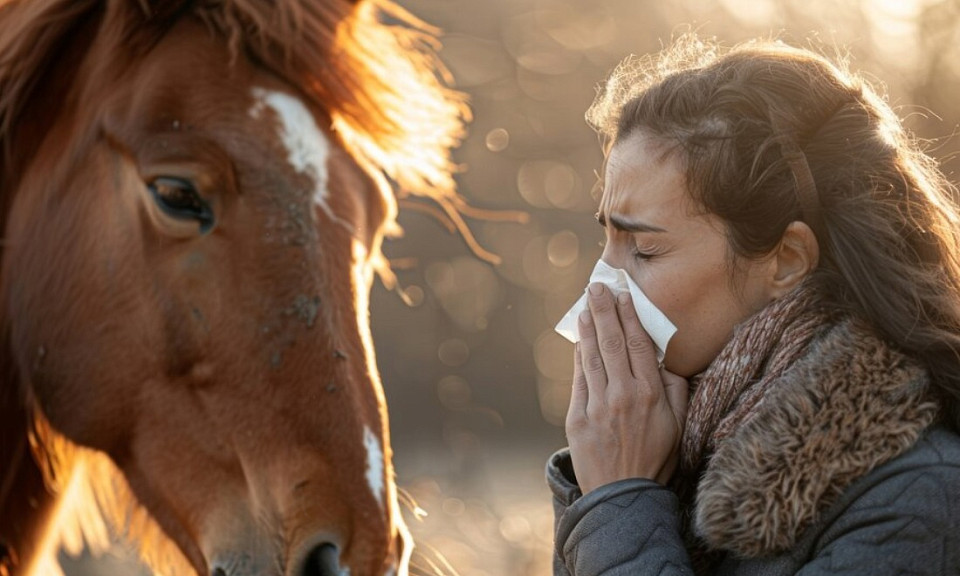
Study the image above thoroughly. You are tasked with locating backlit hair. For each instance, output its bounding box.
[591,35,960,430]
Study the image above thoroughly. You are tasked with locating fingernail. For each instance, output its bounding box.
[579,310,592,324]
[588,283,603,296]
[617,292,630,305]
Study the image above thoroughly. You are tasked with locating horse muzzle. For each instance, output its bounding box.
[209,540,345,576]
[296,542,345,576]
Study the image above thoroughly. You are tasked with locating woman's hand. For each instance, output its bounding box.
[566,283,689,493]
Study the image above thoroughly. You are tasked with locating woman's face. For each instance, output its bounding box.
[599,132,775,377]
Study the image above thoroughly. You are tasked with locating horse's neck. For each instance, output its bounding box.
[0,342,59,576]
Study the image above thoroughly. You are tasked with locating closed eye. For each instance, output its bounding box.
[632,247,658,261]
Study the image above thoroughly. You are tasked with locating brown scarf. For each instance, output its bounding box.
[681,283,830,473]
[672,283,938,573]
[672,283,830,571]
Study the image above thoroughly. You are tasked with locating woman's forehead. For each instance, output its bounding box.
[600,133,688,219]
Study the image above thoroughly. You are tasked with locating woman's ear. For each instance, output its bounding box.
[769,221,819,298]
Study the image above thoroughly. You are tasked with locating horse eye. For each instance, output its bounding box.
[148,177,215,233]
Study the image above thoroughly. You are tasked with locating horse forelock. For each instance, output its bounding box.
[202,0,470,192]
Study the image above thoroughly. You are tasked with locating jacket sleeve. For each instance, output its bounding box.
[546,448,695,576]
[796,459,960,576]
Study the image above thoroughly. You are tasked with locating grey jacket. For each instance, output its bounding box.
[549,428,960,575]
[548,324,960,575]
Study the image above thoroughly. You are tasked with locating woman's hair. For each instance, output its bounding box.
[590,35,960,431]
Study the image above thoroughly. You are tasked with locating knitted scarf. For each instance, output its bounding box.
[681,283,830,473]
[674,282,834,571]
[672,282,938,573]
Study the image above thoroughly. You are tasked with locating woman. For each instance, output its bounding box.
[548,37,960,575]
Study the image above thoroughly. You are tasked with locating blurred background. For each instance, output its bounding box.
[64,0,960,574]
[375,0,960,574]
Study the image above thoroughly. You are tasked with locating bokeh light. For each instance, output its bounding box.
[547,230,580,267]
[438,338,471,366]
[438,375,472,409]
[485,128,511,151]
[426,257,503,332]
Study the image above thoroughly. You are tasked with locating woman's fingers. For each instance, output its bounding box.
[565,284,690,490]
[586,284,633,384]
[615,291,660,380]
[660,368,689,431]
[577,308,606,412]
[567,344,588,426]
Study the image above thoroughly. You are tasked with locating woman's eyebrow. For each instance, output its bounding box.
[596,212,668,233]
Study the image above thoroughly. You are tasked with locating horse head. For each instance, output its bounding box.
[0,1,469,574]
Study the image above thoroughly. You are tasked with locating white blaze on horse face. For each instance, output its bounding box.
[363,426,385,508]
[248,87,334,220]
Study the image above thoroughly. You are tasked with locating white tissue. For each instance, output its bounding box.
[555,260,677,360]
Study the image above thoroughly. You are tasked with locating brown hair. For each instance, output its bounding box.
[590,36,960,430]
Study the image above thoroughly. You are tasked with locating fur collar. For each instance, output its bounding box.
[693,319,939,557]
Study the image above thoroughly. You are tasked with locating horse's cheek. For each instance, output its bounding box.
[5,171,147,450]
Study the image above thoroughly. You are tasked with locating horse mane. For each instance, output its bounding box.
[196,0,468,193]
[25,413,198,576]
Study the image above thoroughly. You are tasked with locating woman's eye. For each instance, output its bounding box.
[148,177,215,233]
[632,247,658,261]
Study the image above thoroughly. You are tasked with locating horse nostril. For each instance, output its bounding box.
[212,569,227,576]
[301,543,341,576]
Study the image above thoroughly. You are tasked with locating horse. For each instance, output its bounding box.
[0,0,478,574]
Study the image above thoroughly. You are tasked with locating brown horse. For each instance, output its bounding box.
[0,0,475,574]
